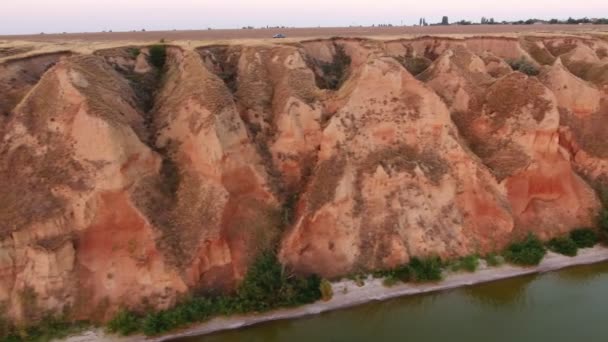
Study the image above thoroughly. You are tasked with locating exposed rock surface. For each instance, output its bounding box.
[0,34,607,323]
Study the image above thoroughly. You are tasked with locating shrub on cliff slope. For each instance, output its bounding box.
[547,237,578,256]
[569,228,598,248]
[504,234,547,266]
[107,310,140,336]
[449,254,480,272]
[599,209,608,233]
[237,251,321,311]
[148,44,167,69]
[485,253,504,267]
[0,314,85,342]
[317,44,351,90]
[116,251,323,336]
[508,58,539,76]
[409,257,443,282]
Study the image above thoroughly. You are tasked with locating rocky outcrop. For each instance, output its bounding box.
[0,52,71,121]
[1,34,608,323]
[280,52,513,277]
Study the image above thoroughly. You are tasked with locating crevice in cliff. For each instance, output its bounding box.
[393,55,432,76]
[197,45,241,94]
[304,41,352,90]
[94,45,169,144]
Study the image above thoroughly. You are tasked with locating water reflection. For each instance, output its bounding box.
[463,274,537,308]
[556,262,608,284]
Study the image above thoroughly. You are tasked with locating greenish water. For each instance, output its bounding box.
[178,262,608,342]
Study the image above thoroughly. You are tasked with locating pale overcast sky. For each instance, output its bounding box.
[1,0,607,35]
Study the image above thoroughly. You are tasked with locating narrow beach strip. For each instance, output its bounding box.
[119,246,608,342]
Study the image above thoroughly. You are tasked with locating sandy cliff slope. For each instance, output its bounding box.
[0,34,607,323]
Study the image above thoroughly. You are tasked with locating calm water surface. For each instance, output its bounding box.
[178,262,608,342]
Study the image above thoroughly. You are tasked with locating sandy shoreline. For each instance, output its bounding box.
[60,246,608,342]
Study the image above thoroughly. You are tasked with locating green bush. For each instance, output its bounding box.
[485,253,503,267]
[450,254,479,272]
[570,228,598,248]
[148,45,167,69]
[319,44,351,90]
[103,251,322,337]
[503,234,547,266]
[408,256,443,282]
[599,209,608,233]
[127,47,140,58]
[382,275,399,287]
[107,310,140,336]
[0,315,85,342]
[547,237,578,257]
[508,58,539,76]
[237,251,321,311]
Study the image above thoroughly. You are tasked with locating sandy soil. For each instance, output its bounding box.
[2,24,608,43]
[56,246,608,342]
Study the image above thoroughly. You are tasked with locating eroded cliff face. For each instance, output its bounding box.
[1,34,607,323]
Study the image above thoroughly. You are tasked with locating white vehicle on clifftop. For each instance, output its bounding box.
[273,33,286,38]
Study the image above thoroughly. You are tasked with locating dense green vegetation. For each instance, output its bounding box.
[547,237,578,257]
[569,228,599,249]
[599,209,608,235]
[378,256,444,287]
[449,254,480,272]
[107,251,322,336]
[318,44,351,90]
[106,310,140,336]
[0,315,87,342]
[148,44,167,69]
[409,257,443,282]
[503,234,547,266]
[485,253,503,267]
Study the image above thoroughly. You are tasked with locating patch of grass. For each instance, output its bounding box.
[127,47,140,58]
[0,315,87,342]
[507,57,540,76]
[148,45,167,70]
[485,253,503,267]
[382,275,400,287]
[547,236,578,257]
[569,228,598,248]
[503,234,547,266]
[107,310,140,336]
[450,254,480,272]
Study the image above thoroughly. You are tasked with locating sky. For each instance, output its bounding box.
[1,0,607,35]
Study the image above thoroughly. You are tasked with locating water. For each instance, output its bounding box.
[178,262,608,342]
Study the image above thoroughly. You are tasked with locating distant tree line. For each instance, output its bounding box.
[441,16,608,26]
[411,15,608,27]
